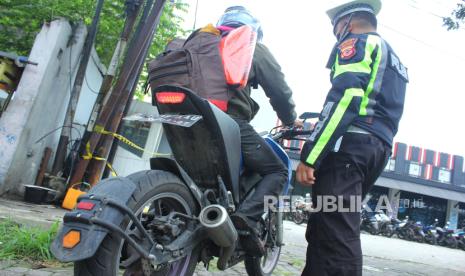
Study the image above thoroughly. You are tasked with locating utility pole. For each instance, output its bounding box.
[88,0,165,184]
[52,0,105,175]
[102,0,154,179]
[68,0,167,186]
[87,0,143,132]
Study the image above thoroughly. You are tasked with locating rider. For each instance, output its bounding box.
[216,6,300,256]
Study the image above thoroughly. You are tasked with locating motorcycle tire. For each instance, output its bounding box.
[446,237,458,249]
[425,234,437,245]
[244,211,282,276]
[74,170,200,276]
[385,228,395,238]
[292,212,305,225]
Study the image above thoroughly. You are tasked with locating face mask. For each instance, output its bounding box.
[334,14,354,42]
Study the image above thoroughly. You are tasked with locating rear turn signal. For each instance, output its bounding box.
[156,92,186,104]
[63,230,80,249]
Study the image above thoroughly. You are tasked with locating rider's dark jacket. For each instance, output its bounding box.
[227,43,297,125]
[300,32,408,169]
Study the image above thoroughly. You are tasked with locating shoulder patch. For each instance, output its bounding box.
[338,38,358,60]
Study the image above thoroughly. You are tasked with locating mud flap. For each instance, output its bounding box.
[51,177,136,262]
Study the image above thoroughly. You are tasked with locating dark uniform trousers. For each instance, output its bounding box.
[302,132,391,276]
[234,118,288,221]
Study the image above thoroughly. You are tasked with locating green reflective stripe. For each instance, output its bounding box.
[306,88,364,165]
[360,35,382,116]
[333,35,380,78]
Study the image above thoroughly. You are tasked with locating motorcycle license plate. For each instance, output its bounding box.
[124,113,202,127]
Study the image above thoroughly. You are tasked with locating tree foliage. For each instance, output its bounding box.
[443,0,465,30]
[0,0,188,98]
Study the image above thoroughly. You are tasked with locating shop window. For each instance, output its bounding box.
[408,162,421,177]
[398,191,447,227]
[438,168,451,184]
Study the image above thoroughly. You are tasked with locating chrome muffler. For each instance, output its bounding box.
[199,204,237,247]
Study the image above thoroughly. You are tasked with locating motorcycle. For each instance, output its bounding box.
[290,197,312,225]
[409,221,425,243]
[375,210,394,237]
[454,228,465,251]
[394,216,412,240]
[360,209,379,235]
[422,219,438,245]
[51,85,316,276]
[436,221,458,249]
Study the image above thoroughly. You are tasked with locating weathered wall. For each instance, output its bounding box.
[0,19,104,196]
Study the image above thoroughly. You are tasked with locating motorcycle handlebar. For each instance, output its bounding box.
[271,128,312,141]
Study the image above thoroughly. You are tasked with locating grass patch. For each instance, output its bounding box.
[0,219,59,261]
[288,258,304,268]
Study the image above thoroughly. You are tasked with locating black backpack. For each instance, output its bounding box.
[147,24,257,111]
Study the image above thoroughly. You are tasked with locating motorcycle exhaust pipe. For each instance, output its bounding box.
[199,204,238,248]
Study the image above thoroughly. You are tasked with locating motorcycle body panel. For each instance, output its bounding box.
[264,135,292,195]
[154,85,242,203]
[150,157,204,208]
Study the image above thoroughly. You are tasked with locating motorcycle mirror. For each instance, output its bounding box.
[299,112,320,120]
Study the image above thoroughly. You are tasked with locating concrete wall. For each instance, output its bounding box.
[0,20,104,196]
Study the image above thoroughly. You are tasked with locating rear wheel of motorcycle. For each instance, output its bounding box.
[74,170,200,276]
[244,211,282,276]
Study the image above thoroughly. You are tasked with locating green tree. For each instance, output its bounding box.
[0,0,188,98]
[443,0,465,30]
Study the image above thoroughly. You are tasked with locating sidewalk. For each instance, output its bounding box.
[0,198,65,229]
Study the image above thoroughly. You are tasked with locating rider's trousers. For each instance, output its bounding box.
[302,132,391,276]
[234,118,288,222]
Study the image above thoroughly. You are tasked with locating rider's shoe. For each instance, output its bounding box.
[230,213,265,257]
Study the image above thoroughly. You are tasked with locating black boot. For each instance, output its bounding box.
[230,213,265,257]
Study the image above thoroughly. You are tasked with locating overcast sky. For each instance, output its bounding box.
[178,0,465,159]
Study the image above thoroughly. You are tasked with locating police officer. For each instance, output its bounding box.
[217,6,300,256]
[296,0,408,275]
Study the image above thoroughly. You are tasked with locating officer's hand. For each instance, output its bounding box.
[293,120,304,128]
[296,162,316,186]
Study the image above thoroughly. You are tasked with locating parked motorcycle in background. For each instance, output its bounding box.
[376,210,394,237]
[290,194,312,225]
[436,221,458,249]
[422,219,439,245]
[361,209,379,235]
[454,227,465,251]
[394,216,412,240]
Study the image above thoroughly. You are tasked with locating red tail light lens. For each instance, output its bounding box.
[77,201,95,211]
[156,92,186,104]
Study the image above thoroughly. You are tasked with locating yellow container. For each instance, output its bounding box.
[62,184,87,210]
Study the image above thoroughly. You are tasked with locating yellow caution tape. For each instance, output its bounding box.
[83,142,118,177]
[82,125,171,178]
[93,125,171,157]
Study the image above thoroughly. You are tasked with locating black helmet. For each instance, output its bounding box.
[217,6,263,41]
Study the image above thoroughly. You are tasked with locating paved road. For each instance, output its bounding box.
[1,200,465,276]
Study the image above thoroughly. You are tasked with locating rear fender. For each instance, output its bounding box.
[51,177,136,262]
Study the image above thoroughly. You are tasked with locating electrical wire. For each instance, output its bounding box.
[34,125,82,145]
[84,73,102,94]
